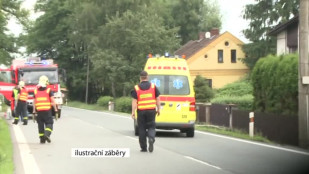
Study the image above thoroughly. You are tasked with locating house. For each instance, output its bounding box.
[268,15,299,55]
[175,29,249,89]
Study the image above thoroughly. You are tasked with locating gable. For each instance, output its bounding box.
[187,32,245,67]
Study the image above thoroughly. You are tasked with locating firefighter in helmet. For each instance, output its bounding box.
[33,75,58,144]
[13,81,28,125]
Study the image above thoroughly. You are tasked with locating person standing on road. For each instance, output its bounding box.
[13,81,28,125]
[131,70,160,153]
[33,75,58,144]
[11,85,19,120]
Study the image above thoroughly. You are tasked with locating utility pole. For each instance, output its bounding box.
[299,0,309,149]
[85,54,89,104]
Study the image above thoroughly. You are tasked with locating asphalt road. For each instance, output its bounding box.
[9,106,309,174]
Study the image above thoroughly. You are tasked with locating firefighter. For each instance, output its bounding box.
[131,70,160,152]
[11,85,19,120]
[13,81,28,125]
[33,75,58,144]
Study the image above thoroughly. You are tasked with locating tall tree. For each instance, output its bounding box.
[172,0,221,44]
[92,9,180,98]
[0,0,29,64]
[242,0,299,69]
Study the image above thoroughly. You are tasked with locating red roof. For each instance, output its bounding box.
[174,35,219,59]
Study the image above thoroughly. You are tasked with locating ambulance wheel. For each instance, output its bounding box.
[186,128,194,137]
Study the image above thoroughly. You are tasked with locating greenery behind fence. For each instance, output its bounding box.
[251,54,298,116]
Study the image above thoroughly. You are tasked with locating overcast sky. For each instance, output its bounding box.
[7,0,255,43]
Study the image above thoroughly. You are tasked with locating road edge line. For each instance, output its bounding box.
[196,130,309,156]
[12,125,41,174]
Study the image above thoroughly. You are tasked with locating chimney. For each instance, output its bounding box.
[199,32,206,40]
[210,28,219,37]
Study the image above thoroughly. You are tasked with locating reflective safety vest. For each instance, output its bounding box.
[34,88,52,111]
[13,88,19,100]
[19,88,28,101]
[135,83,156,110]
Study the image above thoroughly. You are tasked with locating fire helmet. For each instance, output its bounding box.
[38,75,49,87]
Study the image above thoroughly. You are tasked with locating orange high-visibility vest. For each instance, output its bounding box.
[135,83,156,110]
[34,88,52,111]
[19,88,28,101]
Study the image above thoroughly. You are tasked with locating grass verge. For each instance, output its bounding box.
[196,124,272,144]
[0,117,14,174]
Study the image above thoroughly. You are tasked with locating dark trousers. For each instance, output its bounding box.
[15,101,28,122]
[37,110,54,138]
[137,109,156,150]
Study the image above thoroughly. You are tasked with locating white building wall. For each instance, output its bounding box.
[276,31,288,55]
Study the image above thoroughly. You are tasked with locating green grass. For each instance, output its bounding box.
[0,117,14,174]
[196,124,272,143]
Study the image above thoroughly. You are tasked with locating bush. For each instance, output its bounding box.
[211,79,254,110]
[211,94,253,110]
[97,96,114,107]
[194,75,215,102]
[114,97,132,113]
[251,54,298,115]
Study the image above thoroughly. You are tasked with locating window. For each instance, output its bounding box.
[148,75,190,95]
[231,50,236,63]
[19,68,58,85]
[206,79,212,88]
[218,50,223,63]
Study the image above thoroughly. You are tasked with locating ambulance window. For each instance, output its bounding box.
[148,75,189,95]
[168,75,189,95]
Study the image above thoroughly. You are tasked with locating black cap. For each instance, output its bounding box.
[140,70,148,77]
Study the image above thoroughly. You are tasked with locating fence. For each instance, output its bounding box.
[196,103,298,146]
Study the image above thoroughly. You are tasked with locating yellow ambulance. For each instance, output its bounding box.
[134,54,196,137]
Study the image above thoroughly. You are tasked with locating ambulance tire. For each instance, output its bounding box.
[186,128,195,137]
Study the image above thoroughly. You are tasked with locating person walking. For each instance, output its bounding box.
[33,75,58,144]
[13,81,28,125]
[131,70,160,152]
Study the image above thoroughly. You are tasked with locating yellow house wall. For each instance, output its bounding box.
[187,32,249,88]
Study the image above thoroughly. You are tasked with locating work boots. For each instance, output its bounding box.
[12,120,18,125]
[40,137,46,144]
[23,120,28,125]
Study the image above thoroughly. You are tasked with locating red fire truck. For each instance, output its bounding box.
[0,57,64,118]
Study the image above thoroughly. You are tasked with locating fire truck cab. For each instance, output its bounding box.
[0,57,64,118]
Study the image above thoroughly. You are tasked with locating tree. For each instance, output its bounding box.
[92,9,180,97]
[172,0,221,44]
[0,0,29,64]
[242,0,299,69]
[194,75,214,102]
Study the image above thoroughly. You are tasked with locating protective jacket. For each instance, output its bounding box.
[34,88,51,111]
[19,88,28,101]
[135,83,156,110]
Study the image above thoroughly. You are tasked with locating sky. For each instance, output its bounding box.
[7,0,256,43]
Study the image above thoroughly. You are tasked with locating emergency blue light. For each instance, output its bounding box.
[42,60,49,65]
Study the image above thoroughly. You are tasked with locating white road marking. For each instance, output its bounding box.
[125,136,138,141]
[65,106,309,155]
[12,125,41,174]
[184,156,222,170]
[65,106,131,119]
[196,131,309,156]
